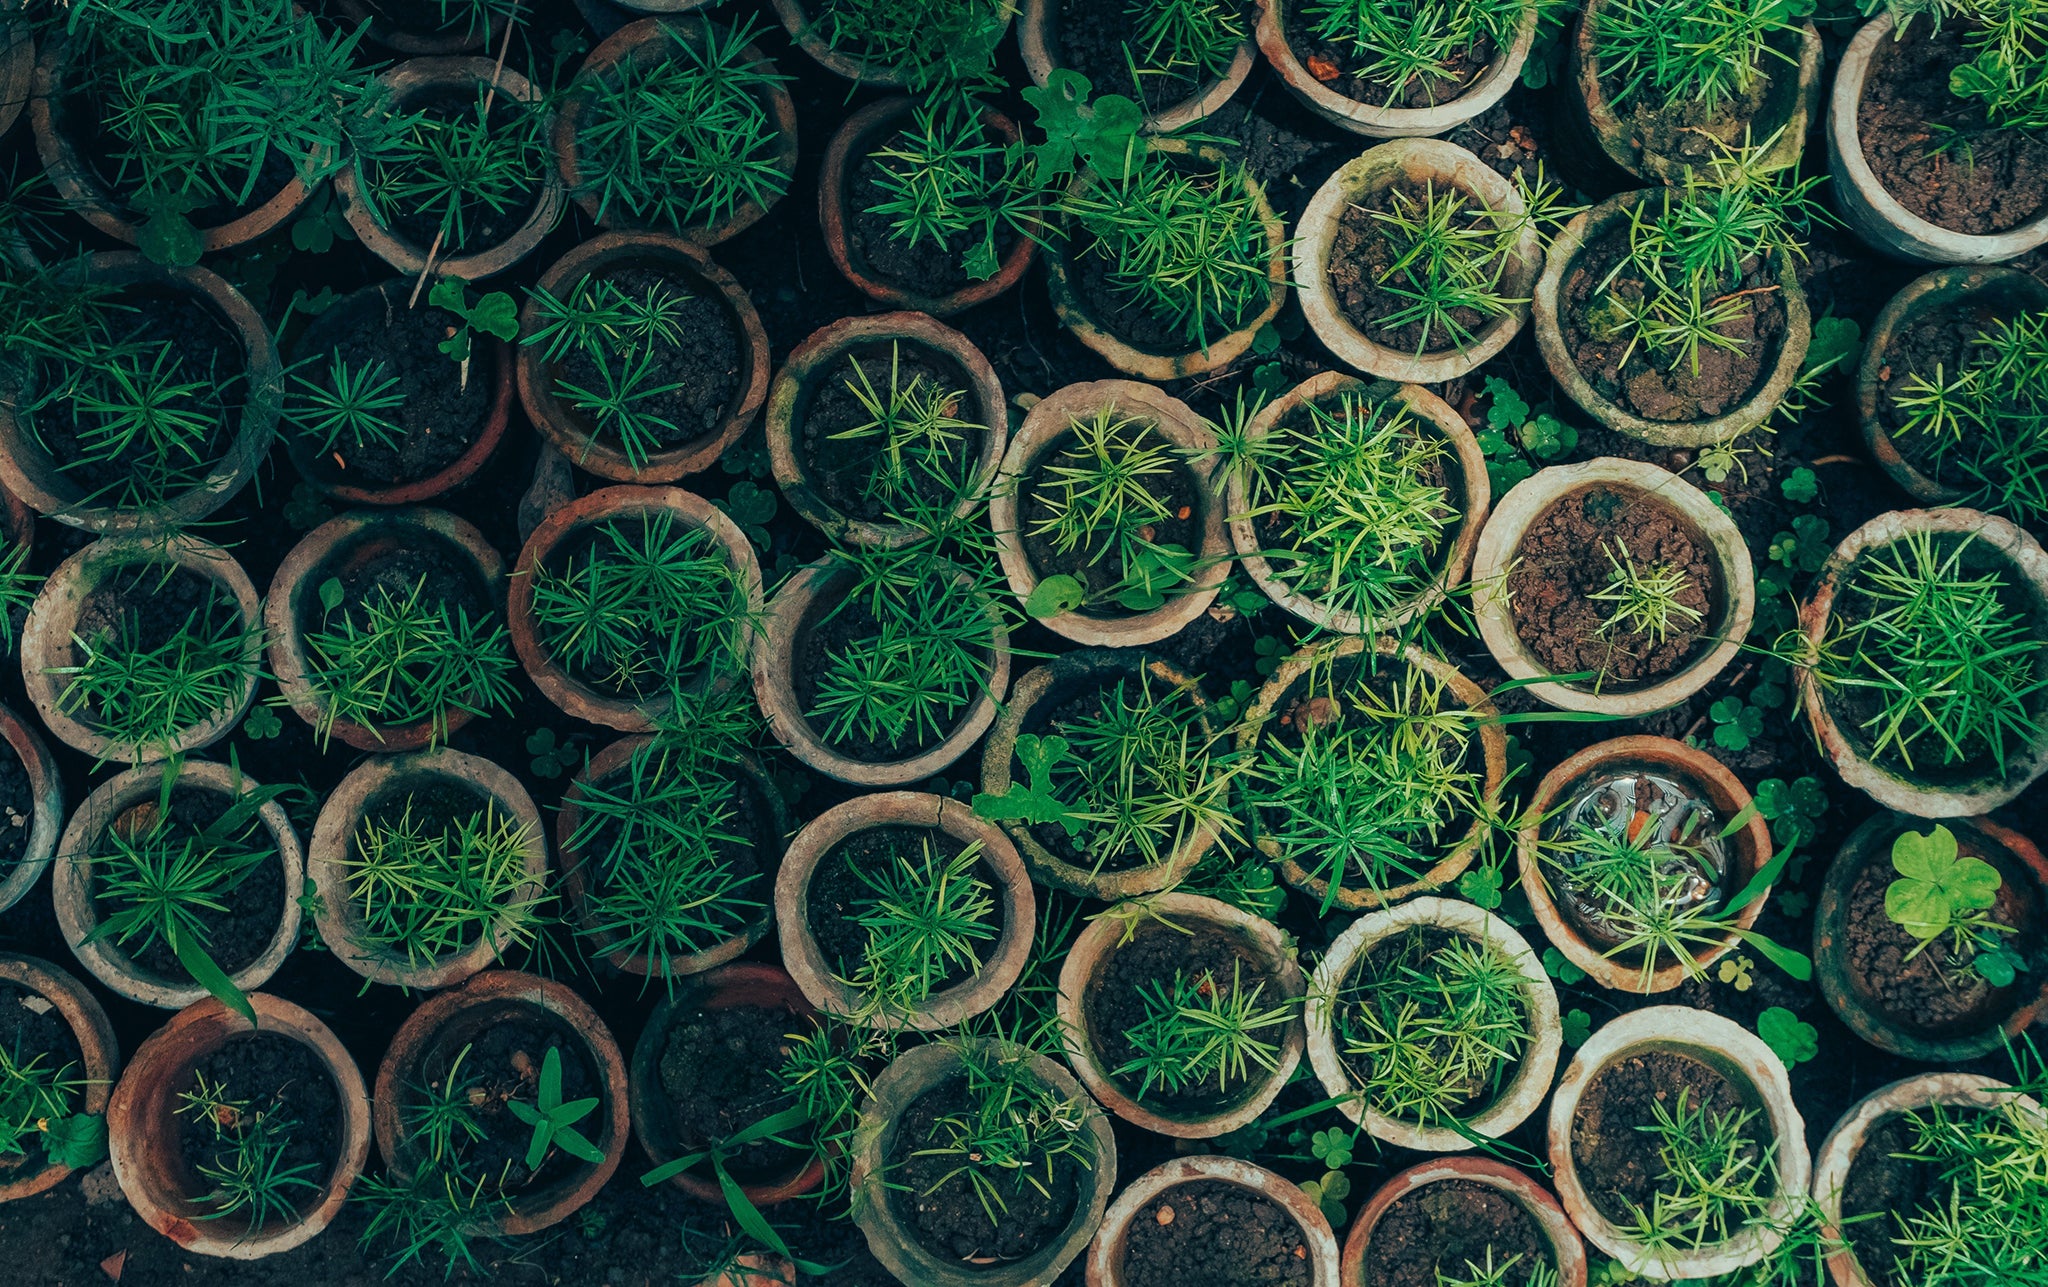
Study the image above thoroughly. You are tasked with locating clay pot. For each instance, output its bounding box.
[991,380,1230,647]
[1254,0,1536,137]
[981,650,1223,898]
[21,535,262,764]
[630,963,825,1207]
[1307,897,1561,1150]
[1088,1156,1339,1287]
[0,253,280,535]
[518,232,771,483]
[508,485,764,730]
[1044,139,1287,381]
[767,0,1016,86]
[1239,635,1509,911]
[332,0,505,54]
[1471,457,1756,716]
[1518,735,1776,993]
[0,953,117,1204]
[1548,1006,1811,1281]
[54,759,303,1010]
[556,18,798,246]
[336,58,565,280]
[373,970,629,1236]
[1535,190,1812,448]
[1017,0,1254,134]
[850,1039,1115,1287]
[1810,1073,2040,1287]
[774,792,1035,1031]
[1566,1,1821,185]
[753,556,1010,786]
[1797,507,2048,816]
[281,279,514,505]
[1855,266,2048,508]
[1342,1157,1588,1287]
[1828,14,2048,264]
[0,3,29,143]
[557,736,790,980]
[307,748,549,991]
[1295,140,1543,382]
[1058,893,1306,1138]
[0,702,61,916]
[107,994,368,1258]
[267,507,507,753]
[817,98,1038,316]
[766,312,1009,546]
[1814,812,2048,1062]
[1224,372,1490,633]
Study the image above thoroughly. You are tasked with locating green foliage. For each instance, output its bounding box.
[1767,514,1832,572]
[359,82,551,255]
[812,0,1014,90]
[828,341,984,509]
[1889,310,2048,528]
[1478,376,1576,491]
[905,1041,1098,1227]
[426,280,517,365]
[1124,0,1249,84]
[1027,407,1204,611]
[1884,824,2026,985]
[0,1042,99,1171]
[1111,960,1297,1100]
[835,835,998,1019]
[1436,1251,1561,1287]
[283,354,405,457]
[1939,0,2048,132]
[1710,695,1766,752]
[1594,0,1808,109]
[1542,945,1586,985]
[175,1072,322,1231]
[507,1048,605,1173]
[341,795,548,972]
[1562,1008,1593,1047]
[1756,1007,1818,1069]
[1589,538,1704,646]
[1617,1090,1778,1256]
[1023,69,1146,183]
[0,538,41,655]
[522,275,707,471]
[1302,0,1549,106]
[303,572,520,746]
[864,94,1042,282]
[973,733,1086,836]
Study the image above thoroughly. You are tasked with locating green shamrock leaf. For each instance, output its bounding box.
[1562,1008,1592,1047]
[1458,862,1504,909]
[1543,946,1586,985]
[1483,377,1529,432]
[1025,573,1086,619]
[973,734,1084,837]
[1309,1128,1352,1169]
[1757,1006,1818,1069]
[241,706,283,741]
[1780,467,1819,504]
[1887,825,2001,940]
[43,1113,108,1169]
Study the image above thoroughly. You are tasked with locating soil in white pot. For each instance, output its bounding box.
[803,825,1006,995]
[1047,0,1249,114]
[1278,6,1496,109]
[1835,1107,1998,1287]
[1362,1179,1556,1287]
[1327,176,1522,356]
[1872,296,2048,515]
[885,1075,1086,1262]
[94,787,285,983]
[1569,1050,1769,1230]
[1117,1180,1310,1287]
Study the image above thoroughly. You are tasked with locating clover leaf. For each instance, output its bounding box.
[1886,824,2001,941]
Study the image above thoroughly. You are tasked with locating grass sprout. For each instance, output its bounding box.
[303,573,520,746]
[1890,310,2048,528]
[1110,959,1295,1101]
[1589,539,1704,646]
[341,797,547,971]
[175,1072,322,1232]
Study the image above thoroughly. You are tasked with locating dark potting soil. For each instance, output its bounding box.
[360,0,487,39]
[1837,1111,1988,1287]
[656,1003,808,1183]
[69,565,243,727]
[798,341,991,523]
[301,531,490,645]
[1560,223,1787,424]
[1087,922,1278,1112]
[1068,233,1194,353]
[1360,1178,1553,1287]
[1873,296,2043,494]
[0,980,84,1189]
[407,1006,604,1196]
[1117,1179,1310,1287]
[1052,0,1249,114]
[291,284,493,487]
[1019,426,1202,609]
[1592,33,1786,177]
[1570,1050,1760,1228]
[551,265,741,453]
[377,88,546,255]
[1445,94,1551,187]
[791,584,994,761]
[93,787,283,982]
[1842,838,2034,1033]
[803,824,999,992]
[849,126,1020,298]
[177,1034,341,1219]
[532,514,735,698]
[0,743,31,874]
[353,780,497,958]
[1504,485,1718,688]
[1858,24,2048,237]
[888,1078,1084,1263]
[1328,176,1512,354]
[1279,6,1492,110]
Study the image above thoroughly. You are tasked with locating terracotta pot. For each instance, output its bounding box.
[753,556,1010,786]
[1797,507,2048,816]
[1342,1157,1588,1287]
[54,759,303,1010]
[691,1254,795,1287]
[1535,190,1811,448]
[630,963,825,1207]
[0,953,117,1204]
[1254,0,1535,137]
[21,535,262,764]
[555,18,798,245]
[612,0,723,11]
[991,379,1230,646]
[373,970,629,1236]
[1828,14,2048,264]
[0,253,280,535]
[1548,1006,1811,1281]
[1295,140,1542,383]
[774,792,1035,1031]
[1088,1156,1339,1287]
[557,736,790,980]
[1810,1073,2040,1287]
[1855,266,2048,509]
[850,1039,1115,1287]
[336,58,565,280]
[518,232,771,482]
[1044,139,1287,381]
[1566,1,1821,185]
[0,702,61,916]
[768,0,1016,86]
[307,748,549,990]
[509,485,764,730]
[1814,812,2048,1062]
[1518,735,1776,993]
[107,994,368,1258]
[1307,897,1561,1150]
[766,312,1009,546]
[1057,893,1305,1138]
[0,3,29,143]
[1471,457,1756,716]
[266,506,506,753]
[1017,0,1254,134]
[1237,635,1509,912]
[29,42,316,256]
[1225,372,1490,633]
[332,0,505,54]
[817,98,1039,316]
[980,649,1224,899]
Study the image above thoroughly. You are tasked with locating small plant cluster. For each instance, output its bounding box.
[812,0,1016,91]
[835,834,998,1021]
[524,275,715,471]
[1617,1088,1778,1256]
[828,342,984,513]
[285,353,406,459]
[340,795,548,973]
[1122,0,1249,86]
[863,95,1041,283]
[1027,407,1205,615]
[357,80,552,257]
[302,573,520,746]
[0,1041,103,1174]
[1883,823,2029,987]
[1869,0,2048,132]
[906,1038,1098,1227]
[1889,309,2048,527]
[175,1071,322,1232]
[1299,0,1547,104]
[1593,0,1807,110]
[1113,956,1295,1102]
[1590,539,1703,647]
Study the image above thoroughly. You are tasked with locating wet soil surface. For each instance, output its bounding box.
[1359,1178,1553,1287]
[1118,1179,1310,1287]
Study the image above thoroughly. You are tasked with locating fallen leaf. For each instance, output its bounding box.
[101,1251,126,1282]
[1307,55,1340,82]
[1156,1204,1175,1226]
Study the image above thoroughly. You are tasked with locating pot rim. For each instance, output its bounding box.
[1016,0,1253,134]
[1341,1156,1588,1287]
[1087,1155,1340,1287]
[0,952,118,1204]
[1253,0,1535,137]
[0,701,62,917]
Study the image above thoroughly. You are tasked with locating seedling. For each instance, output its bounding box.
[507,1048,605,1172]
[812,0,1014,91]
[864,95,1043,282]
[1111,960,1296,1100]
[1435,1251,1560,1287]
[1884,824,2027,986]
[341,796,548,972]
[426,279,518,366]
[0,1043,102,1171]
[1594,0,1806,110]
[523,275,706,470]
[356,1043,510,1274]
[1589,539,1704,646]
[1301,0,1554,106]
[837,835,998,1019]
[302,572,520,747]
[640,1105,818,1265]
[1126,0,1249,84]
[175,1072,323,1231]
[284,354,407,457]
[828,342,983,511]
[1877,0,2048,132]
[1028,407,1204,611]
[0,537,41,654]
[1889,310,2048,528]
[358,82,550,257]
[907,1041,1097,1226]
[1619,1089,1778,1254]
